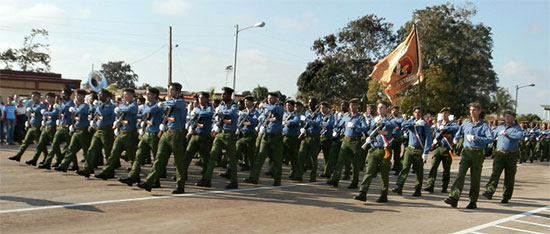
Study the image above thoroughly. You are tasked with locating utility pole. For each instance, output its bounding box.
[168,26,172,85]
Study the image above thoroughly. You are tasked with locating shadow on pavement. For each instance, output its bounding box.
[0,196,104,213]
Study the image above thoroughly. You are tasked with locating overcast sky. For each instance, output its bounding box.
[0,0,548,116]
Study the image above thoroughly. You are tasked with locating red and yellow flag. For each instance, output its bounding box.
[369,25,423,104]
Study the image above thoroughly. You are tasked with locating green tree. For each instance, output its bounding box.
[137,83,167,92]
[252,85,269,101]
[297,15,396,105]
[395,3,498,116]
[517,114,541,123]
[489,87,514,116]
[241,90,252,97]
[100,61,139,89]
[0,28,51,72]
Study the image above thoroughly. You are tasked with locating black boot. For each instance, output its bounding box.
[8,155,21,162]
[423,186,434,193]
[412,190,421,197]
[326,180,338,188]
[225,182,238,189]
[482,191,493,200]
[353,191,367,202]
[194,179,211,187]
[25,159,37,166]
[172,187,185,194]
[465,202,477,209]
[76,170,91,178]
[137,182,152,192]
[392,186,403,195]
[118,177,140,186]
[444,197,458,208]
[376,195,388,203]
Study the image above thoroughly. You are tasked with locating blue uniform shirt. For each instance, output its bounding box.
[96,100,115,128]
[283,111,301,137]
[59,99,75,125]
[141,101,164,133]
[454,119,493,149]
[164,97,187,130]
[238,108,259,135]
[494,123,523,151]
[402,118,433,154]
[29,102,46,126]
[118,102,138,130]
[192,105,214,134]
[337,112,367,138]
[263,104,284,134]
[218,101,239,131]
[73,102,90,129]
[391,116,404,138]
[319,113,335,136]
[303,110,322,134]
[433,120,459,148]
[42,105,58,126]
[368,115,396,148]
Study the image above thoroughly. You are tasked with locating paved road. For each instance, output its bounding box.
[1,144,549,233]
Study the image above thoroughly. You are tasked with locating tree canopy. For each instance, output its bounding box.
[1,28,51,72]
[100,61,139,89]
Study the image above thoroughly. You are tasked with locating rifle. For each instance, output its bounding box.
[157,105,173,138]
[113,109,126,137]
[235,109,249,138]
[431,121,456,159]
[257,109,272,140]
[186,110,200,141]
[139,112,151,137]
[361,121,383,150]
[298,108,320,140]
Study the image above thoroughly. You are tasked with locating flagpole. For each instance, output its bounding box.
[414,23,423,112]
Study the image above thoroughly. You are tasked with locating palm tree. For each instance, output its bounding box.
[490,87,515,117]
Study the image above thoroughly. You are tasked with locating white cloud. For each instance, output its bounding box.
[275,12,319,32]
[152,0,190,16]
[0,2,91,26]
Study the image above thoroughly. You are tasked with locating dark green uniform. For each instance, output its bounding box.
[28,125,55,163]
[13,126,41,160]
[43,126,71,167]
[81,126,114,174]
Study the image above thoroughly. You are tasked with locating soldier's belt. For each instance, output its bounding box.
[408,145,422,150]
[496,149,518,154]
[166,129,183,133]
[464,147,483,152]
[263,132,282,137]
[221,129,236,134]
[120,129,137,133]
[243,132,257,137]
[60,125,70,128]
[97,126,113,130]
[145,131,159,135]
[74,128,88,132]
[305,133,320,137]
[344,136,361,141]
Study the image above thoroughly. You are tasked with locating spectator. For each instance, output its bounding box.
[14,98,27,144]
[3,96,17,145]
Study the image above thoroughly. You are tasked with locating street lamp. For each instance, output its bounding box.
[232,21,265,97]
[515,83,535,114]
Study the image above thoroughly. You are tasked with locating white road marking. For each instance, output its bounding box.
[0,181,324,214]
[529,214,550,220]
[470,231,486,234]
[453,206,550,234]
[511,219,550,228]
[493,225,546,234]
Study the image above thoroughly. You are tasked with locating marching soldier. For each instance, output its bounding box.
[482,110,522,203]
[444,102,493,209]
[244,92,284,186]
[95,88,138,180]
[54,89,90,172]
[392,106,432,197]
[295,98,322,182]
[326,98,367,189]
[76,89,115,177]
[519,122,529,163]
[353,100,395,203]
[321,101,349,179]
[525,122,540,163]
[9,92,46,162]
[118,88,164,185]
[540,123,549,162]
[196,87,239,189]
[25,92,58,166]
[318,102,335,179]
[389,106,404,175]
[137,82,187,194]
[235,95,259,171]
[180,91,214,183]
[424,107,458,193]
[282,100,301,179]
[40,88,75,169]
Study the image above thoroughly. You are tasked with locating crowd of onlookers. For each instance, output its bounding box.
[0,95,34,145]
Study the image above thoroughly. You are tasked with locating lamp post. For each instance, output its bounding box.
[515,83,535,114]
[232,21,265,96]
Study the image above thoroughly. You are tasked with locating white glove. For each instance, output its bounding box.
[56,119,60,126]
[338,112,343,119]
[366,137,373,144]
[466,134,475,142]
[114,107,120,114]
[53,104,59,109]
[26,107,32,113]
[90,120,96,128]
[138,129,144,136]
[157,102,164,107]
[69,125,75,132]
[259,126,265,134]
[258,115,265,122]
[212,125,220,133]
[300,128,306,134]
[415,120,426,126]
[25,121,30,128]
[93,100,101,106]
[140,121,146,128]
[282,120,286,125]
[40,109,46,115]
[453,138,458,145]
[69,107,76,113]
[346,122,355,128]
[114,128,119,136]
[422,153,429,163]
[332,131,338,137]
[524,137,528,141]
[404,132,408,138]
[300,115,306,121]
[159,123,166,131]
[235,128,240,135]
[432,139,438,145]
[488,143,493,148]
